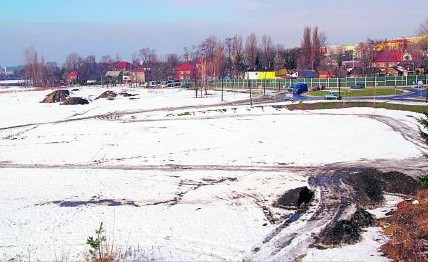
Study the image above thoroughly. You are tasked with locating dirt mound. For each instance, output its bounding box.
[96,91,117,99]
[40,90,70,103]
[344,168,420,206]
[274,186,314,209]
[61,97,89,105]
[119,92,138,97]
[316,207,377,247]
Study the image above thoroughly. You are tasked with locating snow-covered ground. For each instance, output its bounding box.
[0,86,425,260]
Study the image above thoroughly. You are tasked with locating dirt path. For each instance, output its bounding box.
[0,95,273,131]
[245,170,363,261]
[0,156,427,174]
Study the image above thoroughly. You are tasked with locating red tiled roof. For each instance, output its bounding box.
[375,50,402,63]
[176,63,195,71]
[68,71,80,79]
[115,61,132,69]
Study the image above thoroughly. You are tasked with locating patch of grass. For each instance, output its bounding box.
[417,174,428,189]
[286,101,428,113]
[86,222,151,262]
[308,88,404,97]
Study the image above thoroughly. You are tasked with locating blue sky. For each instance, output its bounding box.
[1,0,427,66]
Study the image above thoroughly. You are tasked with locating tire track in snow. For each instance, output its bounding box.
[245,171,357,261]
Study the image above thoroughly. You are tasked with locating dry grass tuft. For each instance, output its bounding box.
[380,189,428,262]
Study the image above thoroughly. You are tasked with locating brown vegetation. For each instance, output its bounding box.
[96,91,117,100]
[380,189,428,262]
[61,97,89,105]
[40,90,70,103]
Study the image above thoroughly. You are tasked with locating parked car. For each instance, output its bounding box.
[292,83,308,94]
[181,82,190,88]
[412,80,424,88]
[312,85,326,91]
[350,83,365,89]
[167,80,182,87]
[324,92,341,100]
[148,81,158,88]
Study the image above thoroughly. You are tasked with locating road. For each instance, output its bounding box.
[275,88,428,103]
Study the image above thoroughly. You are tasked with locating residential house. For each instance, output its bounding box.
[175,63,196,80]
[105,71,123,85]
[68,71,80,85]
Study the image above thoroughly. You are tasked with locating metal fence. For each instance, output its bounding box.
[207,75,428,90]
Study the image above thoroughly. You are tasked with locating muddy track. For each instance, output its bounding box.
[1,156,427,174]
[0,96,273,131]
[365,114,428,150]
[245,171,359,261]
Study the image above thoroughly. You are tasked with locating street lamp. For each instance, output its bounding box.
[247,69,253,106]
[263,67,267,96]
[338,54,345,100]
[221,68,224,102]
[372,47,376,87]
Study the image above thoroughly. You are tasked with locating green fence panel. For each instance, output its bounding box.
[211,75,428,89]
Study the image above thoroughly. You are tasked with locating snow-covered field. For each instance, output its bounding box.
[0,86,425,260]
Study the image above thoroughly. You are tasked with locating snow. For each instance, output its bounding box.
[303,195,403,262]
[0,86,425,260]
[303,227,389,262]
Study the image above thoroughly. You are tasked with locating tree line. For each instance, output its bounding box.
[22,20,428,86]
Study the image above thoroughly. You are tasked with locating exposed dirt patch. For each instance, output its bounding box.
[274,186,314,209]
[96,91,117,99]
[119,91,138,97]
[315,207,377,248]
[61,97,89,105]
[40,90,70,103]
[251,167,420,260]
[344,168,420,206]
[313,168,419,248]
[51,199,139,207]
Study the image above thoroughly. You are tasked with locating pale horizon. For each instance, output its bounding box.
[1,0,426,66]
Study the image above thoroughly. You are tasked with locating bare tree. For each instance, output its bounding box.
[231,35,245,78]
[139,48,157,65]
[45,62,61,86]
[64,52,81,72]
[24,47,45,87]
[416,18,428,71]
[62,52,81,82]
[418,18,428,36]
[138,48,158,80]
[245,33,258,69]
[76,55,97,82]
[166,54,179,79]
[298,26,312,71]
[213,40,226,79]
[100,55,113,64]
[283,48,300,70]
[355,39,378,76]
[260,34,275,69]
[311,26,322,70]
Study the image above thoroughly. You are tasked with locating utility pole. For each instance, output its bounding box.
[247,71,253,106]
[221,76,224,101]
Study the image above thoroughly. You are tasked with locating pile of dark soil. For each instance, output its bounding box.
[61,97,89,105]
[40,90,70,103]
[119,92,138,97]
[316,207,377,247]
[344,168,420,206]
[274,186,314,209]
[96,91,117,99]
